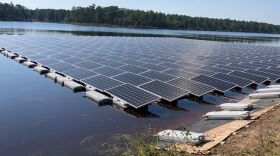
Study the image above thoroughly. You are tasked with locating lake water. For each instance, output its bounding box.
[0,21,280,156]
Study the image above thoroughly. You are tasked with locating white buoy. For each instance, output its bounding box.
[15,57,26,63]
[34,66,49,74]
[267,85,280,88]
[256,88,280,93]
[7,52,17,59]
[46,72,59,80]
[63,80,85,92]
[156,129,205,145]
[218,103,254,111]
[249,92,280,99]
[86,90,112,105]
[23,61,36,68]
[204,111,250,120]
[56,75,69,85]
[112,98,128,109]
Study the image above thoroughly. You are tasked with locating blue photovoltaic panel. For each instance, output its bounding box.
[245,69,280,81]
[212,73,254,88]
[192,75,236,92]
[118,65,148,74]
[63,68,98,80]
[113,72,152,86]
[140,80,189,101]
[48,62,77,72]
[93,66,126,77]
[140,71,177,82]
[83,75,124,90]
[229,71,269,84]
[106,84,159,109]
[168,78,214,97]
[75,61,103,70]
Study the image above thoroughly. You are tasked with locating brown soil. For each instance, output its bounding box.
[211,104,280,156]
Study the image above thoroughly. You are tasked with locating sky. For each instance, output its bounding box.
[2,0,280,25]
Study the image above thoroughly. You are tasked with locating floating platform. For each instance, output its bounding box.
[15,57,27,63]
[203,111,250,120]
[86,90,112,105]
[63,80,85,92]
[249,92,280,99]
[256,88,280,93]
[218,103,254,111]
[267,85,280,88]
[23,61,37,68]
[34,66,49,74]
[56,75,69,85]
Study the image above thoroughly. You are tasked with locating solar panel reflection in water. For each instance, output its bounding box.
[192,75,236,92]
[140,80,189,101]
[168,78,214,97]
[212,73,254,88]
[106,84,159,109]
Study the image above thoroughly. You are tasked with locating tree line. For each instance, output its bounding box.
[1,2,280,33]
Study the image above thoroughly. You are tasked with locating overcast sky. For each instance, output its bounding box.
[2,0,280,25]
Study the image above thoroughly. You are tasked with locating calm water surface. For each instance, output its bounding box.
[0,21,280,156]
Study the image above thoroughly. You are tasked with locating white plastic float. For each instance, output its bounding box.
[15,57,26,63]
[249,92,280,99]
[63,80,85,92]
[218,103,254,111]
[112,98,128,109]
[56,75,69,85]
[156,129,205,145]
[256,88,280,93]
[46,72,59,80]
[267,85,280,88]
[86,90,112,105]
[23,61,36,68]
[34,66,49,74]
[204,111,250,120]
[7,52,17,59]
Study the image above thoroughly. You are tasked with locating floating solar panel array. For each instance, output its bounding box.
[1,34,280,109]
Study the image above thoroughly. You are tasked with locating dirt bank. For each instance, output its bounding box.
[211,104,280,156]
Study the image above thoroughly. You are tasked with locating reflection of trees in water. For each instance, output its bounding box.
[1,28,280,44]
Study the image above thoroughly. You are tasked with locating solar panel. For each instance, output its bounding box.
[122,59,146,66]
[113,72,152,86]
[212,73,254,88]
[93,66,125,77]
[37,57,60,65]
[100,60,125,68]
[106,84,159,109]
[63,68,98,80]
[118,65,148,74]
[83,75,124,90]
[162,69,198,79]
[158,62,186,69]
[184,68,216,76]
[140,80,189,101]
[168,78,214,97]
[199,66,232,74]
[140,63,168,72]
[245,69,280,81]
[75,61,103,70]
[214,64,245,71]
[48,62,77,72]
[258,67,280,76]
[140,71,177,82]
[192,75,236,92]
[229,71,269,84]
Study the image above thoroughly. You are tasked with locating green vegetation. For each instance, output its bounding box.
[1,2,280,33]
